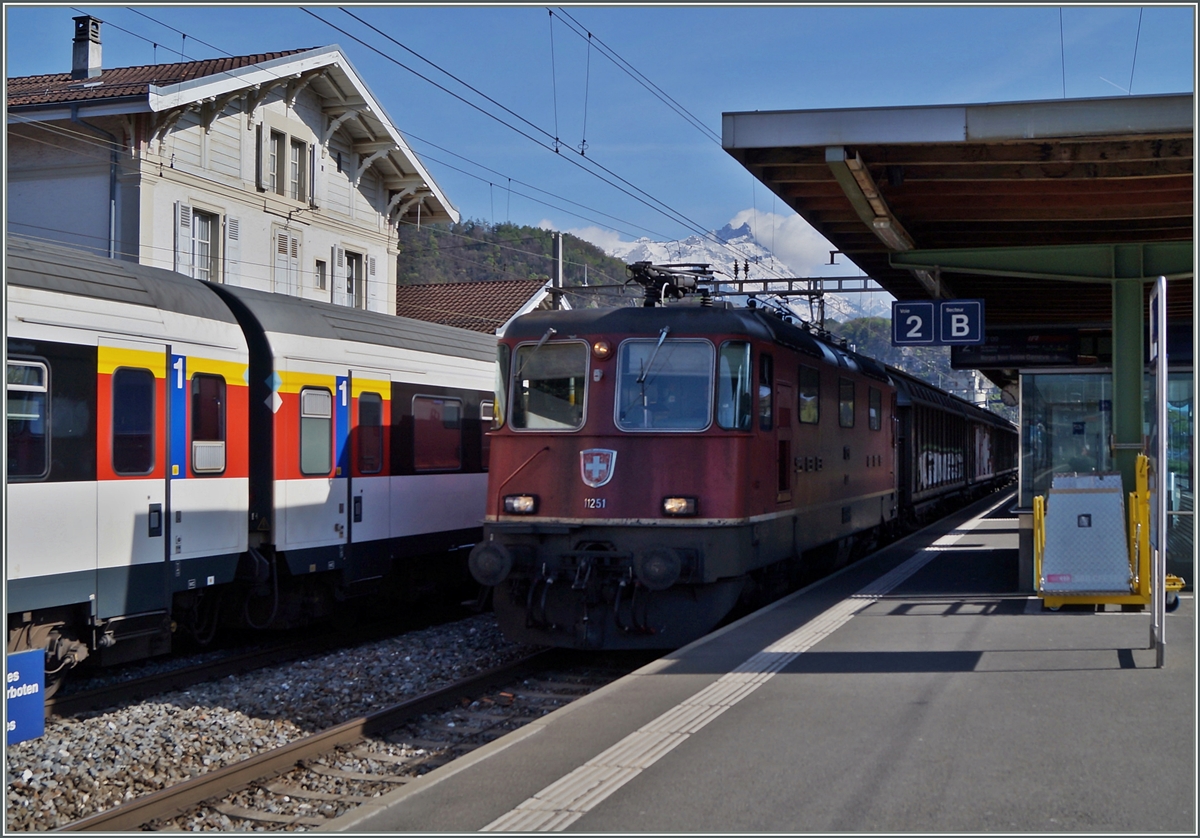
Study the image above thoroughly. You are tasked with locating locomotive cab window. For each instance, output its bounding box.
[510,341,587,431]
[616,338,714,431]
[191,373,226,473]
[839,378,855,428]
[413,396,462,471]
[759,353,774,431]
[358,392,383,474]
[716,342,752,430]
[868,387,882,431]
[798,365,820,425]
[112,367,155,475]
[299,387,332,475]
[7,360,49,479]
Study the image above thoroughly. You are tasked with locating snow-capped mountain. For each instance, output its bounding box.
[603,223,892,321]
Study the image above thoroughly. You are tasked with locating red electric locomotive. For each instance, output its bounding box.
[470,263,906,650]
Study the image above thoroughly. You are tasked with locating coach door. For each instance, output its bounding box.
[346,370,392,581]
[96,338,169,618]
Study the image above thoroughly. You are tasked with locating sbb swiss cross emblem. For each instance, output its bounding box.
[580,449,617,488]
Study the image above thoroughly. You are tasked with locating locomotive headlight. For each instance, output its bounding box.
[503,494,538,514]
[591,340,612,359]
[662,496,697,517]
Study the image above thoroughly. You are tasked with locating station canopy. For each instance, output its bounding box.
[722,93,1194,385]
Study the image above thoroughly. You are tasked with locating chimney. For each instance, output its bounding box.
[72,15,102,80]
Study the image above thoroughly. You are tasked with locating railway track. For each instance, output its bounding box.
[56,649,654,831]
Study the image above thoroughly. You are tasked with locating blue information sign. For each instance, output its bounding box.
[6,649,45,745]
[938,300,985,345]
[892,299,986,346]
[892,301,936,345]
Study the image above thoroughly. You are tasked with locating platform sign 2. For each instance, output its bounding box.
[892,299,986,346]
[6,649,45,745]
[892,301,936,345]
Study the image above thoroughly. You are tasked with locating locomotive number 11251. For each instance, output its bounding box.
[584,498,607,509]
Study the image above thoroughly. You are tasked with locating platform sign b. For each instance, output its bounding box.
[6,649,45,745]
[939,300,985,345]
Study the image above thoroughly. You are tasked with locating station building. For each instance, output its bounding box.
[6,15,456,315]
[723,94,1194,585]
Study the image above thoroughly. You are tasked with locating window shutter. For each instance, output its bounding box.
[174,201,194,277]
[308,144,320,208]
[332,246,347,307]
[223,217,240,284]
[255,123,268,191]
[289,234,300,296]
[366,255,381,311]
[274,232,291,295]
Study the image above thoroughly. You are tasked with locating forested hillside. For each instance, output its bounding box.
[395,220,636,306]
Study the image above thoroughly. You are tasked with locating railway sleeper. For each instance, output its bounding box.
[209,802,326,828]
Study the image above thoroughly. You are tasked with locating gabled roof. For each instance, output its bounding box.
[395,279,555,334]
[6,50,310,106]
[7,45,457,224]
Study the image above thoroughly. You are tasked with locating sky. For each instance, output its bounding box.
[5,3,1196,278]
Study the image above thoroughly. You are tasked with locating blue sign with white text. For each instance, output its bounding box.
[939,300,985,345]
[892,301,936,345]
[6,649,45,745]
[892,299,986,346]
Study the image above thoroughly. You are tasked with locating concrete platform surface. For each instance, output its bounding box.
[328,491,1196,834]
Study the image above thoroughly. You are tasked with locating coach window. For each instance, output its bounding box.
[716,342,752,430]
[358,392,383,474]
[7,360,49,479]
[112,368,155,474]
[191,374,226,474]
[839,378,855,428]
[798,365,820,425]
[413,396,462,471]
[759,353,774,431]
[868,387,882,431]
[616,338,714,431]
[299,387,333,475]
[510,342,587,431]
[480,400,494,469]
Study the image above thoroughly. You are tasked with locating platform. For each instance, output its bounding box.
[328,491,1196,834]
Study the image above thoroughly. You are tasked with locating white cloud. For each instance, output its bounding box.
[726,208,857,277]
[562,224,642,255]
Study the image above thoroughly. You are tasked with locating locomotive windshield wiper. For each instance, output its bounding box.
[636,326,670,385]
[514,327,557,380]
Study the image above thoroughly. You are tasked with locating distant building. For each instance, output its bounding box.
[395,278,568,335]
[7,15,457,314]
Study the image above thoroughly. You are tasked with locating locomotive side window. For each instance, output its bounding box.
[798,365,820,425]
[480,400,494,470]
[493,345,510,430]
[510,342,587,431]
[299,387,333,475]
[112,367,156,474]
[413,395,462,471]
[838,377,855,428]
[716,342,752,430]
[759,353,773,431]
[358,392,383,474]
[868,386,882,431]
[7,360,49,479]
[616,339,713,431]
[191,373,226,474]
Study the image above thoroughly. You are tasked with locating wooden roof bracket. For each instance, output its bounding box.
[826,145,949,299]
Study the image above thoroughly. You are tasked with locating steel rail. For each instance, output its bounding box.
[55,649,560,832]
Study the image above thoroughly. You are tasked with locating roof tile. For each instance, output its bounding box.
[395,279,549,333]
[7,49,314,107]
